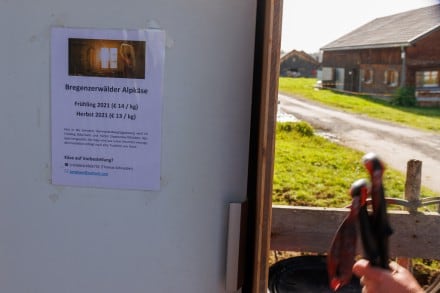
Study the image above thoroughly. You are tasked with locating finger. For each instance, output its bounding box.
[353,259,370,277]
[388,261,402,273]
[353,259,387,281]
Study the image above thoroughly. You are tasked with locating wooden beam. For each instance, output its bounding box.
[245,0,283,292]
[271,205,440,259]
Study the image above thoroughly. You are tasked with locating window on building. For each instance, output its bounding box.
[416,70,439,87]
[100,47,118,69]
[361,69,373,84]
[384,70,399,87]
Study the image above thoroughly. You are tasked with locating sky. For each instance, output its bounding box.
[281,0,438,53]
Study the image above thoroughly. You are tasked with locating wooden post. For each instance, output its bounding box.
[245,1,283,292]
[404,160,422,213]
[397,160,422,270]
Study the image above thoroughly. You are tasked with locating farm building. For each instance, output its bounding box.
[320,4,440,106]
[280,50,319,77]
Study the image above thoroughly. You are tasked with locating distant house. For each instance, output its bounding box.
[280,50,319,78]
[320,4,440,107]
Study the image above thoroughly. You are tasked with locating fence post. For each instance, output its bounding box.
[404,159,422,213]
[397,159,422,270]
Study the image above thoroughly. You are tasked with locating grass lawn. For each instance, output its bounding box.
[273,122,439,208]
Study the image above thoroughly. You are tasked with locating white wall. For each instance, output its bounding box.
[0,1,256,292]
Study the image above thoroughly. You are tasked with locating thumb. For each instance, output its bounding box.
[353,259,388,281]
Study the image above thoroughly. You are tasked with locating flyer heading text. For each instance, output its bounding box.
[65,83,148,95]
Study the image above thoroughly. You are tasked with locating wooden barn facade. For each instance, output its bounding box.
[320,4,440,107]
[280,50,319,78]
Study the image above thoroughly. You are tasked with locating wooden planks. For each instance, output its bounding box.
[271,205,440,259]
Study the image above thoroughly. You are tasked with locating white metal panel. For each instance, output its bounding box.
[322,67,334,81]
[0,0,256,292]
[335,68,345,90]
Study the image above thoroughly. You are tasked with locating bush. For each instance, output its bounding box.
[277,121,314,136]
[391,86,416,106]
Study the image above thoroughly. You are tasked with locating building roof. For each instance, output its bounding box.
[321,4,440,51]
[280,49,319,65]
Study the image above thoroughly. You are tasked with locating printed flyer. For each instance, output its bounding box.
[51,27,165,190]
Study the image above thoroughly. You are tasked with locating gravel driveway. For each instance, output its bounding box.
[278,93,440,195]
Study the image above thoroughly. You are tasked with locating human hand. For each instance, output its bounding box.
[352,259,424,293]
